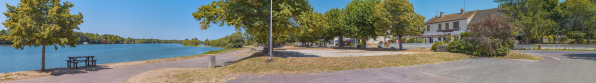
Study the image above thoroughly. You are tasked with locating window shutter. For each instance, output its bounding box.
[438,24,442,30]
[446,23,449,29]
[454,22,459,28]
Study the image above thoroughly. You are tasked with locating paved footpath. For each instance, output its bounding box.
[228,50,596,83]
[10,47,258,83]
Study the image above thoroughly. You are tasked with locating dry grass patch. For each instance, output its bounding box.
[496,51,543,60]
[133,51,472,83]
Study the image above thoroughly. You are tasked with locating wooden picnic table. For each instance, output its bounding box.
[66,56,97,68]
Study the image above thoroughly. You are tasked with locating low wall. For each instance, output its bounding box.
[379,43,432,48]
[516,44,596,50]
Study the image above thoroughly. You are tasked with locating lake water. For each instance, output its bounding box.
[0,44,223,73]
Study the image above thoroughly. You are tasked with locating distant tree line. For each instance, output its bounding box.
[0,29,10,44]
[182,31,246,48]
[74,32,182,44]
[0,30,182,44]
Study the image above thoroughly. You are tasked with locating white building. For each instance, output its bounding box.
[420,8,503,43]
[331,8,504,47]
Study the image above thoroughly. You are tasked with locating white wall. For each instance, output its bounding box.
[422,18,471,43]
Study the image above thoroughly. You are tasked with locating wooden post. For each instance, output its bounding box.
[208,56,215,68]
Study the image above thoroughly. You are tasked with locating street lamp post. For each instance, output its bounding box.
[268,0,274,62]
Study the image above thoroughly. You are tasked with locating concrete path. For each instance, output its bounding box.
[227,50,596,83]
[10,47,258,83]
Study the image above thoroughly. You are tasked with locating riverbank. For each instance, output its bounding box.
[0,46,253,82]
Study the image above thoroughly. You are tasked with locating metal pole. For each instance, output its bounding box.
[268,0,273,60]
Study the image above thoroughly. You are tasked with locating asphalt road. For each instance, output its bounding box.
[227,50,596,83]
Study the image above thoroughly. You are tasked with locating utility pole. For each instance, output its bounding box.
[268,0,274,62]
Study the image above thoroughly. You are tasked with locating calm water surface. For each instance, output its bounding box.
[0,44,223,73]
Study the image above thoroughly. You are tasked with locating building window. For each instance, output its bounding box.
[446,23,449,29]
[427,25,430,31]
[438,24,442,30]
[453,21,459,28]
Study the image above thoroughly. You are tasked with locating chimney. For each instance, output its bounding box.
[440,12,444,18]
[461,8,464,13]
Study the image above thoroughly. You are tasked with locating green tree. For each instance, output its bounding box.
[2,0,84,71]
[225,31,245,48]
[324,8,348,47]
[295,11,329,46]
[344,0,383,48]
[192,0,312,45]
[557,0,596,43]
[375,0,425,50]
[495,0,559,44]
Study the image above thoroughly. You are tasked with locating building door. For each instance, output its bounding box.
[429,37,433,43]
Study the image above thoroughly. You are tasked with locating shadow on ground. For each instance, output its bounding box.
[37,65,112,76]
[563,53,596,61]
[223,50,320,66]
[331,47,406,51]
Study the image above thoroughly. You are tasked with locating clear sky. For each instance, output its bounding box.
[0,0,565,40]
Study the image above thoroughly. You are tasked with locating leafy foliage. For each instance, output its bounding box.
[192,0,312,44]
[2,0,83,71]
[225,32,245,48]
[456,15,522,56]
[431,42,445,50]
[344,0,383,48]
[374,0,425,50]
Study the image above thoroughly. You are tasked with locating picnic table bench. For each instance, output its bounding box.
[66,56,97,69]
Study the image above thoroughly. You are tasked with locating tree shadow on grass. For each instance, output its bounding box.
[331,47,407,51]
[223,50,320,66]
[35,65,111,76]
[563,53,596,61]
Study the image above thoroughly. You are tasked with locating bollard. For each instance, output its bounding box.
[208,56,215,68]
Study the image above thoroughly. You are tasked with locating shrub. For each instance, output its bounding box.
[448,39,509,56]
[431,42,446,50]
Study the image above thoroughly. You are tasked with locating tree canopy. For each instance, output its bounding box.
[192,0,312,44]
[344,0,383,48]
[374,0,425,50]
[2,0,83,71]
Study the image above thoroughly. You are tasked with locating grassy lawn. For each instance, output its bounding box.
[126,48,544,83]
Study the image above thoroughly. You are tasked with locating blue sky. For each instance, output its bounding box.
[0,0,564,40]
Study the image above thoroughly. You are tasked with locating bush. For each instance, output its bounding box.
[431,42,446,50]
[448,39,509,56]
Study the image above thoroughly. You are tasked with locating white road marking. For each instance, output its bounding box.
[527,53,560,60]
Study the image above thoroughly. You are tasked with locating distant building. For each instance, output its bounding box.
[419,8,504,43]
[332,8,505,47]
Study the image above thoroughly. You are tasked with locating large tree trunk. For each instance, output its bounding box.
[42,43,46,71]
[361,38,367,49]
[338,35,344,47]
[398,36,403,50]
